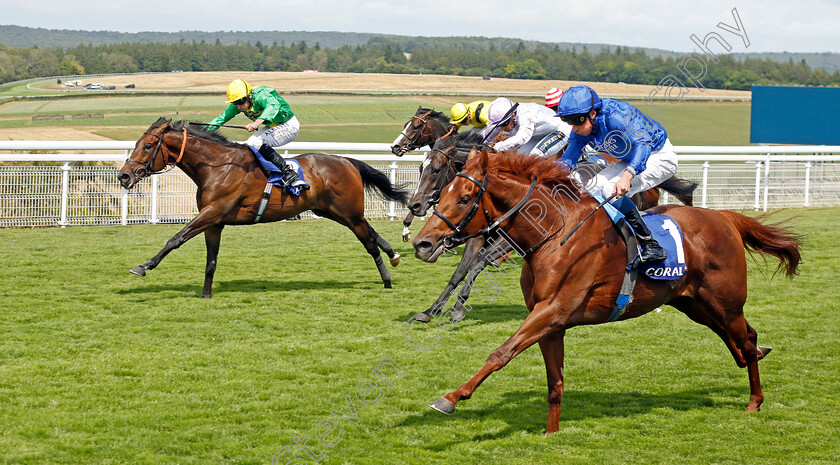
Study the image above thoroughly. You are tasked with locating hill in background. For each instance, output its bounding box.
[3,24,838,72]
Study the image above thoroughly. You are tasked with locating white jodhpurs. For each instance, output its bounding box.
[246,115,300,149]
[586,139,678,199]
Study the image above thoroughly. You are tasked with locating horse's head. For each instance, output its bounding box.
[408,131,480,217]
[413,147,492,262]
[391,107,450,156]
[118,117,176,189]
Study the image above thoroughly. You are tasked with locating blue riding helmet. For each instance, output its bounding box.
[556,85,603,116]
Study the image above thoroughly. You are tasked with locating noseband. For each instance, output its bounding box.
[434,172,538,248]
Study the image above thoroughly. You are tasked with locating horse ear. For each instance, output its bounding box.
[476,147,489,174]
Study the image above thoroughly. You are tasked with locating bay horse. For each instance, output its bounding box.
[118,118,408,297]
[408,131,698,324]
[412,147,801,434]
[391,107,455,242]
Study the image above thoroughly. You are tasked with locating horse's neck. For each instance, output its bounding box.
[488,174,592,251]
[177,137,252,183]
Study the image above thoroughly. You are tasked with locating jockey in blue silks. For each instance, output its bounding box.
[557,85,678,264]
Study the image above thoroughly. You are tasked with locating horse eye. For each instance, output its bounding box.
[458,195,471,205]
[144,143,152,151]
[432,166,442,174]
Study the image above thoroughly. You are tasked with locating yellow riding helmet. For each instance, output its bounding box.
[450,103,469,124]
[226,79,253,103]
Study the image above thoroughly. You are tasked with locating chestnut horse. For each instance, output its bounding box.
[412,147,801,434]
[118,118,408,297]
[407,131,697,324]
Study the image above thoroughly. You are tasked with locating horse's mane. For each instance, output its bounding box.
[154,118,245,148]
[433,129,484,151]
[418,107,451,127]
[467,149,580,194]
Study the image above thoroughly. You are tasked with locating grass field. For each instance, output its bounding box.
[0,207,838,464]
[0,72,752,146]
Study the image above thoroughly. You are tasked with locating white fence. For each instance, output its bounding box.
[1,141,839,228]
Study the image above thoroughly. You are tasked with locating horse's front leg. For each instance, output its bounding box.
[402,213,414,242]
[413,236,486,323]
[201,224,225,298]
[450,237,515,322]
[538,330,566,434]
[428,300,561,415]
[129,207,225,278]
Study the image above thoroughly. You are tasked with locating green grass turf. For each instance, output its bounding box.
[0,92,752,146]
[0,207,837,464]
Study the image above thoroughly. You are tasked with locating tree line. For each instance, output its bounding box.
[1,38,838,90]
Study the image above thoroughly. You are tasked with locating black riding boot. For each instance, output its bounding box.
[257,144,302,189]
[621,203,667,264]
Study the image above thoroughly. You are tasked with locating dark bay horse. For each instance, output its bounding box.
[118,118,408,297]
[408,131,698,324]
[391,107,455,242]
[412,147,802,434]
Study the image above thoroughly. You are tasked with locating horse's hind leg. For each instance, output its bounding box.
[321,209,393,288]
[672,298,766,411]
[375,230,401,266]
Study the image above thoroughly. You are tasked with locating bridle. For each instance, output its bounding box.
[433,172,538,248]
[397,113,443,152]
[423,146,467,206]
[123,127,188,183]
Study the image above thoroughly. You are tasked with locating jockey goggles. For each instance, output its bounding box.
[559,113,589,126]
[232,96,249,106]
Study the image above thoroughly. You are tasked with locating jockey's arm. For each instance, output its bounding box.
[495,117,534,152]
[206,104,239,132]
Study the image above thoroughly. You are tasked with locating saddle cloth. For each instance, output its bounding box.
[637,212,688,280]
[248,146,309,196]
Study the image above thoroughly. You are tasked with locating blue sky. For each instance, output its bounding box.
[1,0,839,53]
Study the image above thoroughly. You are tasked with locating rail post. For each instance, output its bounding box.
[804,161,812,207]
[388,161,398,220]
[701,161,709,208]
[121,189,129,225]
[762,154,771,212]
[59,163,71,227]
[754,161,762,211]
[150,174,159,224]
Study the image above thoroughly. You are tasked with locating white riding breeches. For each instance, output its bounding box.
[246,115,300,149]
[586,139,678,199]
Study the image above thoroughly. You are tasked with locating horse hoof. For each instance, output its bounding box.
[390,253,401,267]
[429,397,455,415]
[402,233,411,242]
[450,309,465,323]
[129,266,146,277]
[758,346,772,360]
[412,312,431,323]
[384,281,392,289]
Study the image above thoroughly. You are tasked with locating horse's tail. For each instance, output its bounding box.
[348,158,410,204]
[719,210,803,278]
[659,176,698,206]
